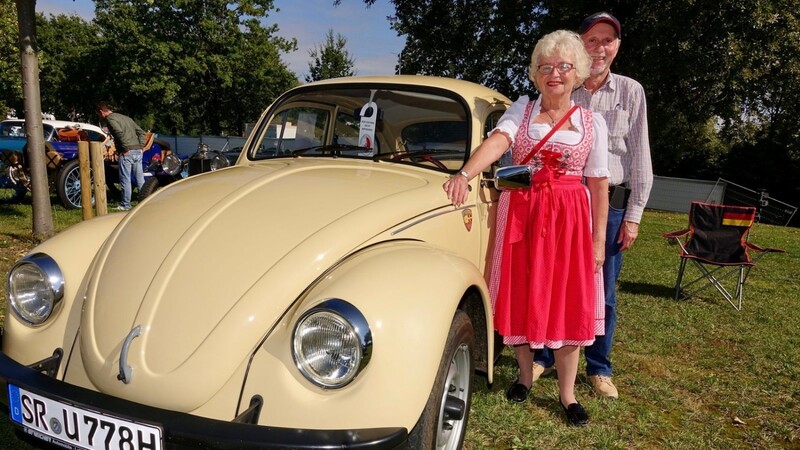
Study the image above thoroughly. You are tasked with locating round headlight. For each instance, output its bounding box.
[292,299,372,389]
[163,154,182,176]
[7,254,64,326]
[210,154,229,171]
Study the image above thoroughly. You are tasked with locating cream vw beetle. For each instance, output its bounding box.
[1,76,514,449]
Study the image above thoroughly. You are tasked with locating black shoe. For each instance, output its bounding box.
[506,380,530,403]
[561,402,589,426]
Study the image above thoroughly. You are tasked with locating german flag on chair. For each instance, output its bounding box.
[722,208,755,227]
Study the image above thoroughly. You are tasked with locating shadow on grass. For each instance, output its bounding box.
[619,280,676,299]
[0,204,28,218]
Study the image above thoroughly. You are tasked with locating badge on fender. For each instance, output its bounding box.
[462,209,473,232]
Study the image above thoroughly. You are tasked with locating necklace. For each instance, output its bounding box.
[544,109,558,127]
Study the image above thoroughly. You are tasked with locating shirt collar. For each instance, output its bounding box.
[580,71,616,94]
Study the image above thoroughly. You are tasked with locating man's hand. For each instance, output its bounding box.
[617,220,639,251]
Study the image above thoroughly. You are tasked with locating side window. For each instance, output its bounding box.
[0,123,15,136]
[484,110,505,138]
[485,109,511,168]
[255,107,329,157]
[85,130,105,142]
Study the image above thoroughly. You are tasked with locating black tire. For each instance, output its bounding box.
[408,310,474,450]
[138,176,163,201]
[56,159,87,209]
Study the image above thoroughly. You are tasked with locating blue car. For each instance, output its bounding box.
[0,119,168,209]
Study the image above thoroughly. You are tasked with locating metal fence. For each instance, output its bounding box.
[646,176,723,213]
[708,178,797,226]
[646,176,796,226]
[156,135,248,157]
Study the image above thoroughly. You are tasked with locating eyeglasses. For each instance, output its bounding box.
[536,63,574,75]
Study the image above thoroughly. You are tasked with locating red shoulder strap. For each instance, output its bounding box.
[519,104,580,165]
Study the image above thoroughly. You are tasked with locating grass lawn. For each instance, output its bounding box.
[1,196,798,449]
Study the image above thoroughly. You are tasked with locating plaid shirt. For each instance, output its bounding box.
[572,73,653,223]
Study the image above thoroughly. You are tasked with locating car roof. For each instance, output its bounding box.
[298,75,511,104]
[1,119,106,135]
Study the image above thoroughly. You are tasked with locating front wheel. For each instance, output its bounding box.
[408,310,474,450]
[56,159,86,209]
[138,175,175,201]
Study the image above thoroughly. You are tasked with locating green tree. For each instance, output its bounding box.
[92,0,298,135]
[341,0,544,97]
[35,13,102,121]
[349,0,800,206]
[305,29,355,82]
[0,0,22,117]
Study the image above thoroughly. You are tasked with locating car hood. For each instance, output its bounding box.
[79,159,448,410]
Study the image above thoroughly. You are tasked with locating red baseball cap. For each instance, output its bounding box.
[579,12,621,38]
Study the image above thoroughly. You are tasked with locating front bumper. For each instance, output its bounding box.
[0,352,407,449]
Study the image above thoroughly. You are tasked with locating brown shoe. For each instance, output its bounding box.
[532,363,554,383]
[588,375,619,399]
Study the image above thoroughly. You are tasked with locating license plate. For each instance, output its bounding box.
[8,384,162,450]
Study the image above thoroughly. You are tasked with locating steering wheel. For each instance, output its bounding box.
[387,151,448,170]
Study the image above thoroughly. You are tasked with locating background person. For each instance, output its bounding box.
[97,102,147,211]
[532,12,654,399]
[444,30,608,426]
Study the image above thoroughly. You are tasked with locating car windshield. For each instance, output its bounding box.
[0,121,24,137]
[0,121,55,140]
[247,85,471,172]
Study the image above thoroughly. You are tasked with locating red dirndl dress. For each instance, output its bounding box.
[489,101,605,349]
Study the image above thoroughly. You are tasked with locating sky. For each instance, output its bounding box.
[36,0,405,79]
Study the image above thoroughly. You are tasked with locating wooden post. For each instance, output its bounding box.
[77,141,93,220]
[89,142,108,216]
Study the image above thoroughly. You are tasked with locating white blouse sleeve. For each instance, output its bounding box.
[583,112,610,178]
[489,95,529,146]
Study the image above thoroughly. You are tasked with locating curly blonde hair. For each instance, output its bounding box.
[528,30,591,91]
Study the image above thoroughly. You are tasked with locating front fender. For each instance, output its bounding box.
[2,213,125,372]
[239,241,492,431]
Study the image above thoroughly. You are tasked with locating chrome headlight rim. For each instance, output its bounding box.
[292,299,372,389]
[7,253,64,326]
[210,154,229,171]
[162,154,182,176]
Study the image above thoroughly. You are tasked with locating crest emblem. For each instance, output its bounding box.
[462,209,473,232]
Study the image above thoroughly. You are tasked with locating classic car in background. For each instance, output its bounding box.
[0,76,512,449]
[139,142,241,200]
[0,119,171,209]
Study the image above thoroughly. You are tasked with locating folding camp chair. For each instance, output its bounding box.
[662,201,785,310]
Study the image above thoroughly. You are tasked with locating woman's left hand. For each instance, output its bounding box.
[593,241,605,273]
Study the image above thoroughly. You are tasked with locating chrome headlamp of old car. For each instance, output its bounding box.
[162,154,182,176]
[292,299,372,389]
[210,154,229,171]
[7,253,64,326]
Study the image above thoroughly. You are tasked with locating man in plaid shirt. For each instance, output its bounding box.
[533,12,653,399]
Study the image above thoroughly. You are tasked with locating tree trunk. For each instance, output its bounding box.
[15,0,54,241]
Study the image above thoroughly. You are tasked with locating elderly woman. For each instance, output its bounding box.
[443,30,609,426]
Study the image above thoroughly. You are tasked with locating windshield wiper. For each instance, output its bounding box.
[292,144,373,157]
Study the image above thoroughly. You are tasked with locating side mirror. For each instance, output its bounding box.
[484,165,532,191]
